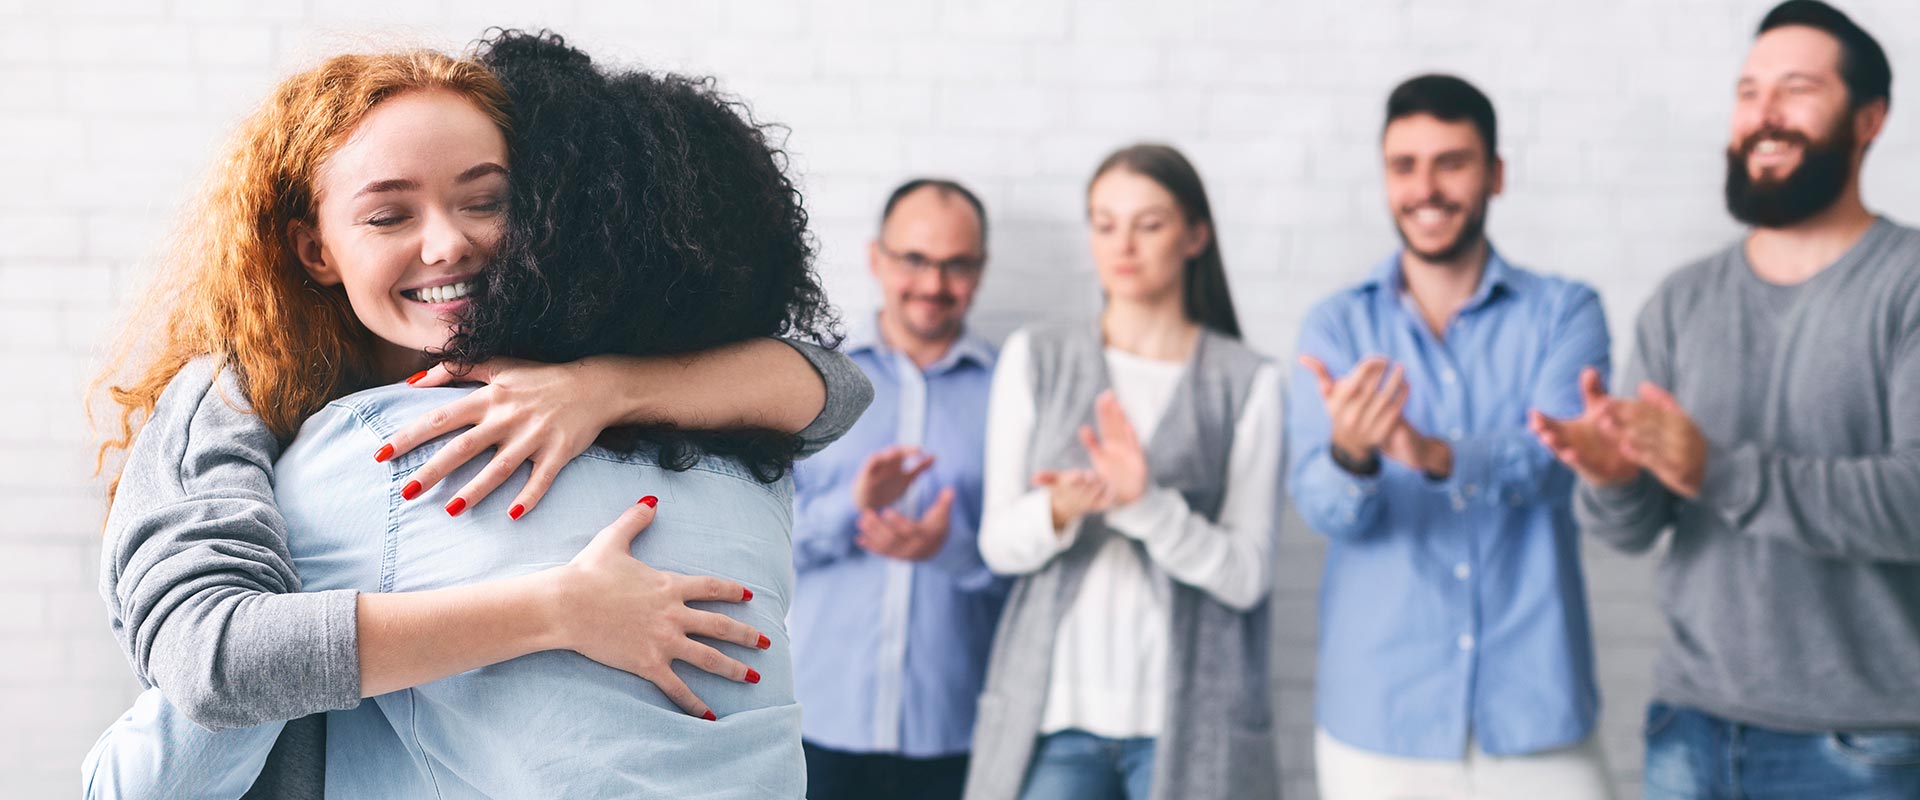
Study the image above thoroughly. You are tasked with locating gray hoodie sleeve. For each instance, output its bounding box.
[780,338,874,458]
[100,357,361,730]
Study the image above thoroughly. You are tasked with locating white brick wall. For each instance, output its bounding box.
[6,1,1919,797]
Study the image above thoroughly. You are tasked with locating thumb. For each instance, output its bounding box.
[583,496,658,559]
[1579,367,1608,407]
[922,487,956,525]
[1638,381,1680,411]
[1298,355,1335,396]
[1032,470,1060,487]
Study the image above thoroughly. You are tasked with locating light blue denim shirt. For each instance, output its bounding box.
[84,382,804,799]
[789,320,1007,758]
[1287,249,1611,759]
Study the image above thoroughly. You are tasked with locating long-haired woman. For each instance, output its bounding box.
[970,144,1282,800]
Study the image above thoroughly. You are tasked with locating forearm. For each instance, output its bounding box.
[1702,441,1920,562]
[592,338,828,435]
[1106,489,1271,610]
[1441,430,1571,510]
[979,488,1079,575]
[1574,471,1673,553]
[356,570,565,697]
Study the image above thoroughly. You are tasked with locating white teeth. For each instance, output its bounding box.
[409,280,472,304]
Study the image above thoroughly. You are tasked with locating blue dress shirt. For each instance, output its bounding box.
[789,320,1008,758]
[1287,250,1610,759]
[84,383,804,799]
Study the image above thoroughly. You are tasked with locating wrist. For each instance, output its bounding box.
[586,354,665,428]
[524,567,579,653]
[1417,435,1452,479]
[1329,441,1380,476]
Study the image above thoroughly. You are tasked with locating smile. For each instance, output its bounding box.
[402,280,474,304]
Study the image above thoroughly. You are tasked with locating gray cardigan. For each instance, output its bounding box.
[964,324,1281,800]
[96,341,873,798]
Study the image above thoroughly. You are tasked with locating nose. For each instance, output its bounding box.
[419,208,475,267]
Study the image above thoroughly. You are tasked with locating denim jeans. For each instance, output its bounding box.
[1643,702,1920,799]
[1018,730,1157,800]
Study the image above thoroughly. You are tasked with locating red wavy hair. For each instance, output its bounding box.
[91,49,510,504]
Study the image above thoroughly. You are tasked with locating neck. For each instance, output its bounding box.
[1101,294,1198,361]
[877,309,958,370]
[374,340,431,384]
[1398,238,1490,337]
[1745,186,1876,285]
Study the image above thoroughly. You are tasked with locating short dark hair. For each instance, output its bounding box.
[1383,74,1498,159]
[879,178,988,246]
[1758,0,1891,108]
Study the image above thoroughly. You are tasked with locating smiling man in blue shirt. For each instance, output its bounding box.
[790,179,1009,800]
[1287,75,1616,799]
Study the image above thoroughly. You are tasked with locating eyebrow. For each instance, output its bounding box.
[352,162,508,199]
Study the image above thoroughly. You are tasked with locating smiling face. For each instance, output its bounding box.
[292,89,509,373]
[1381,113,1501,265]
[1724,25,1878,227]
[1087,167,1209,307]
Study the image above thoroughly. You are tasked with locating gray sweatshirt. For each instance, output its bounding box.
[1578,217,1920,732]
[96,341,873,798]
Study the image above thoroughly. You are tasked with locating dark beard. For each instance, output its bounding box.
[1724,114,1855,228]
[1395,195,1489,264]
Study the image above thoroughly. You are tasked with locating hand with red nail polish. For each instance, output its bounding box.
[548,496,768,723]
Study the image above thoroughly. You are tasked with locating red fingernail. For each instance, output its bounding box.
[756,634,771,650]
[373,443,394,463]
[745,668,761,685]
[638,495,658,508]
[701,710,717,721]
[401,480,422,501]
[406,370,428,385]
[741,588,753,602]
[509,504,525,521]
[445,497,467,517]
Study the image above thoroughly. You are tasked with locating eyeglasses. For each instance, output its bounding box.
[876,241,985,278]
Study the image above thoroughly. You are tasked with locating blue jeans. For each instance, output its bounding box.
[1643,702,1920,799]
[1018,730,1156,800]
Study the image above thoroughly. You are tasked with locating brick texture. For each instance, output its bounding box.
[7,1,1919,797]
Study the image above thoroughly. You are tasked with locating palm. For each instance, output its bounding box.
[1081,391,1149,505]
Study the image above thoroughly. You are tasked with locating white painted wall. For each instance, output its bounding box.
[6,1,1918,797]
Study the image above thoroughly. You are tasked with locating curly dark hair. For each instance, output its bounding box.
[441,29,840,481]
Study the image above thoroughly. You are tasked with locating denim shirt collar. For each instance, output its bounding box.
[1364,246,1517,316]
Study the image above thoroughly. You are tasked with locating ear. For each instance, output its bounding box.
[1854,99,1889,153]
[1489,154,1507,198]
[1184,219,1213,260]
[288,220,341,286]
[867,239,884,279]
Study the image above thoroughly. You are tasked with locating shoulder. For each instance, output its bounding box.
[138,355,279,466]
[1297,278,1381,345]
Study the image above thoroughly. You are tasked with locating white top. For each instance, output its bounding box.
[977,329,1284,738]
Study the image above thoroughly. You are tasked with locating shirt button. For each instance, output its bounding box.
[1451,496,1467,512]
[1449,428,1465,440]
[1454,562,1471,580]
[1463,484,1478,497]
[1441,369,1457,385]
[1458,634,1476,651]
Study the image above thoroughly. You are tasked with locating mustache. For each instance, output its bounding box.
[1735,126,1814,158]
[906,293,957,306]
[1399,196,1463,216]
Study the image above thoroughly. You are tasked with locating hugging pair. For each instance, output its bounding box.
[85,31,867,799]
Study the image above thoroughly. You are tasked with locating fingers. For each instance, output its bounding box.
[682,609,770,652]
[901,453,936,484]
[1298,355,1336,397]
[446,441,537,515]
[581,497,659,560]
[920,487,956,526]
[1359,364,1407,422]
[1579,367,1608,408]
[1078,425,1103,458]
[676,640,755,686]
[376,393,486,464]
[1032,470,1061,487]
[1638,381,1681,411]
[407,362,457,389]
[1333,358,1388,405]
[407,425,503,497]
[1095,392,1139,450]
[674,572,753,604]
[856,509,907,555]
[503,458,563,521]
[647,668,714,721]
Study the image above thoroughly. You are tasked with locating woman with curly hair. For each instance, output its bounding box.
[85,32,860,799]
